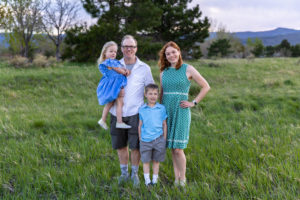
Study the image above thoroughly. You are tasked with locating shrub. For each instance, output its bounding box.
[9,56,29,68]
[246,54,255,61]
[47,56,57,66]
[32,54,48,67]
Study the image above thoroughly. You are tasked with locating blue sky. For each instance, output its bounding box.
[79,0,300,32]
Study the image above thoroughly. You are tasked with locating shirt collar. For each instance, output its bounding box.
[119,56,142,69]
[141,102,160,109]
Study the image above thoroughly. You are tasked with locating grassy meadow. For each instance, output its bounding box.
[0,58,299,199]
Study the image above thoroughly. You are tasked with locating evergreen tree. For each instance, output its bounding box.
[252,38,264,57]
[277,39,291,57]
[63,23,122,62]
[208,38,231,58]
[291,44,300,57]
[279,39,291,49]
[63,0,210,61]
[247,38,264,57]
[63,0,162,61]
[265,46,275,57]
[82,0,162,35]
[151,0,210,57]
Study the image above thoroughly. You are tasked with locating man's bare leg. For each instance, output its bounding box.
[130,149,140,186]
[117,147,129,184]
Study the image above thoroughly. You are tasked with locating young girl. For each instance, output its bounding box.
[96,41,131,130]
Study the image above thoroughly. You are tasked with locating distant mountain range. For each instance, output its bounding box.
[1,27,300,48]
[210,27,300,46]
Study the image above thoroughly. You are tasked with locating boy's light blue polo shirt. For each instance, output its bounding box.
[139,103,167,142]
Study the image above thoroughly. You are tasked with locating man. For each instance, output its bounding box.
[109,35,154,186]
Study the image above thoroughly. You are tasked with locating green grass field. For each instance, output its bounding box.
[0,58,299,199]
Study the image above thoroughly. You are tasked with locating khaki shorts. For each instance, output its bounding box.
[140,135,166,163]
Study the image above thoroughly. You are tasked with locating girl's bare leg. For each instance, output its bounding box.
[116,89,125,123]
[101,101,114,122]
[115,89,131,129]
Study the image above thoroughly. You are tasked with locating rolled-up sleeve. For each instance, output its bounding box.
[144,66,154,86]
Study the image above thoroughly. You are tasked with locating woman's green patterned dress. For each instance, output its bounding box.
[162,64,191,149]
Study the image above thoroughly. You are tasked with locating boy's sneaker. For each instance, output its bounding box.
[179,179,186,187]
[151,181,158,186]
[145,182,153,187]
[116,122,131,129]
[98,119,108,130]
[118,174,129,185]
[131,174,140,187]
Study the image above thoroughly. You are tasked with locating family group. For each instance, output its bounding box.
[96,35,210,187]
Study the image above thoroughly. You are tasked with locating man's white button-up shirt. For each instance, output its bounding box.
[110,57,154,117]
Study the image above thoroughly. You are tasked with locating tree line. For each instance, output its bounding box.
[0,0,210,62]
[202,29,300,58]
[1,0,299,63]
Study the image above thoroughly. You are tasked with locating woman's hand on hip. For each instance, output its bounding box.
[180,100,194,108]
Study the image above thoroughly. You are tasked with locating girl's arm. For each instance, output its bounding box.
[124,69,131,76]
[159,72,163,103]
[163,120,167,139]
[138,120,143,141]
[110,66,127,75]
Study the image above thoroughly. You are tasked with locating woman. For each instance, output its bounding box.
[159,41,210,186]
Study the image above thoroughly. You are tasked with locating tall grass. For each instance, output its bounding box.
[0,58,299,199]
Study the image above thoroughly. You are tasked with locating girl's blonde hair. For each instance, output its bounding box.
[97,41,118,65]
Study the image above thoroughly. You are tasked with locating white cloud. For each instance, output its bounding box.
[191,0,300,31]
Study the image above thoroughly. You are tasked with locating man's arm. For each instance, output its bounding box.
[138,120,143,141]
[163,120,167,140]
[145,65,154,85]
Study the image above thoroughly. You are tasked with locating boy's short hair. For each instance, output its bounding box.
[145,83,159,93]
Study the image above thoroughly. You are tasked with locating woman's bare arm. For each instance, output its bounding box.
[180,65,210,108]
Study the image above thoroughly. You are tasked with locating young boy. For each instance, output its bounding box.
[138,83,167,186]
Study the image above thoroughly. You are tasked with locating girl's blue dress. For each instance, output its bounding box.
[96,59,127,105]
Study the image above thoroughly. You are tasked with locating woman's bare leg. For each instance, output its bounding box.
[172,150,181,182]
[172,149,186,181]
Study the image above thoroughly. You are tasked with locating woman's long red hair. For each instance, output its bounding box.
[158,41,183,72]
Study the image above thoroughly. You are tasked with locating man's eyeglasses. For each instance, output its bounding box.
[122,46,137,49]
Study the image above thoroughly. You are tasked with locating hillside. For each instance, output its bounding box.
[0,58,299,199]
